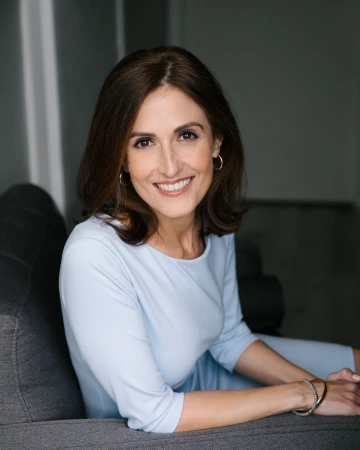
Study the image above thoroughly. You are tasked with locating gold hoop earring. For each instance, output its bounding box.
[119,171,131,187]
[213,154,223,171]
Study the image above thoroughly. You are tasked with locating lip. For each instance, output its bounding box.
[153,176,194,197]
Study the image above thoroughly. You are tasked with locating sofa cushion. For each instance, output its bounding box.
[0,184,85,424]
[1,414,360,450]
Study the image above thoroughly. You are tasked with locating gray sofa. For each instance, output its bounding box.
[1,184,359,450]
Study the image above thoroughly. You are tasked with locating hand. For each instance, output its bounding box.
[326,368,360,383]
[313,379,360,416]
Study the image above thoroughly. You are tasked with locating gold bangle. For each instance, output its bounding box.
[311,378,327,408]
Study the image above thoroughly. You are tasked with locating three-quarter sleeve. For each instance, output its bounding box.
[209,234,258,372]
[59,236,184,433]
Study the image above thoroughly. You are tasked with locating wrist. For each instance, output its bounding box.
[292,380,316,411]
[291,378,327,416]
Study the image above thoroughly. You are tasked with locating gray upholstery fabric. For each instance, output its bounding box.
[1,414,360,450]
[0,184,84,424]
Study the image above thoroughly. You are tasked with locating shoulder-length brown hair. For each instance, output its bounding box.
[77,45,247,245]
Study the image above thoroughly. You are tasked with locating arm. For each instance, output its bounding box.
[61,235,360,434]
[60,236,184,433]
[175,352,360,432]
[176,234,360,431]
[175,382,315,432]
[210,234,359,387]
[234,340,360,386]
[234,340,314,385]
[174,234,313,431]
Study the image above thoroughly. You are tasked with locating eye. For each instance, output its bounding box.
[179,131,198,142]
[134,138,152,149]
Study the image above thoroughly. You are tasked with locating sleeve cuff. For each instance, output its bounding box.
[228,333,260,373]
[141,391,185,433]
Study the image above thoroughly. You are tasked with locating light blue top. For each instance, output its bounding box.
[59,215,258,433]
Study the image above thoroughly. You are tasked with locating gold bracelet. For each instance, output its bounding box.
[311,378,327,408]
[292,379,318,416]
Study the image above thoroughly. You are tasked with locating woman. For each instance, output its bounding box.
[59,46,360,433]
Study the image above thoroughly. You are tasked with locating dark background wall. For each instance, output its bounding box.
[124,0,168,54]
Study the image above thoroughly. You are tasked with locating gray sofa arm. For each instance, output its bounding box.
[2,414,360,450]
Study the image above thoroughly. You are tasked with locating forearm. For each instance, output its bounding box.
[234,340,315,385]
[175,382,313,432]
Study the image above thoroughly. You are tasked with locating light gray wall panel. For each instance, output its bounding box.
[54,0,118,228]
[0,0,29,193]
[176,0,359,203]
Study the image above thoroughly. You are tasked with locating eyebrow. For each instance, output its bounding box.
[129,121,204,139]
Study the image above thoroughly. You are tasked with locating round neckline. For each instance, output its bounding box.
[94,213,211,262]
[144,234,211,263]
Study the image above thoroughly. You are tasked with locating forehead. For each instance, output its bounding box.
[132,86,210,130]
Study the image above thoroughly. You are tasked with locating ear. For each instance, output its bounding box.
[212,135,223,158]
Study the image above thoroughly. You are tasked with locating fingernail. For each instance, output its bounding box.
[352,374,360,381]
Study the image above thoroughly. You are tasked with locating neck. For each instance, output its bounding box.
[148,213,205,260]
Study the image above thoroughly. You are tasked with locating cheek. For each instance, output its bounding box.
[127,154,150,181]
[186,143,214,169]
[195,150,214,175]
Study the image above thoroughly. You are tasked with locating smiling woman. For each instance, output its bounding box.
[77,46,244,246]
[59,46,360,434]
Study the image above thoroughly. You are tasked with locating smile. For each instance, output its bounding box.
[154,177,194,196]
[156,177,193,191]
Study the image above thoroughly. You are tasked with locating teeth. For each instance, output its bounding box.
[156,177,192,192]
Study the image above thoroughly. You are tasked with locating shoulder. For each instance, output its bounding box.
[208,232,234,254]
[64,215,126,250]
[61,215,137,270]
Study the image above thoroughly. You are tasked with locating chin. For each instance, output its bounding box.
[154,206,198,221]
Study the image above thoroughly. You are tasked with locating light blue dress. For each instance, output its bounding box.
[59,215,355,433]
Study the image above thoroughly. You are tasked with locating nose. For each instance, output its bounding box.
[158,144,181,178]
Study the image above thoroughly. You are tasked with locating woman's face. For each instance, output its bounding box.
[126,86,222,224]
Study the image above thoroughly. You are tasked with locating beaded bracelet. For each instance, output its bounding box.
[292,379,318,416]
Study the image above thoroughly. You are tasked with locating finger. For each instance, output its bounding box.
[344,391,360,409]
[341,382,360,405]
[327,371,339,382]
[327,368,360,383]
[342,368,360,382]
[351,384,360,404]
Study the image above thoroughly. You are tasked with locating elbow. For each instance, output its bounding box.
[126,392,184,433]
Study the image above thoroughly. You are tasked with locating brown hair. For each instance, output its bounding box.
[77,45,247,244]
